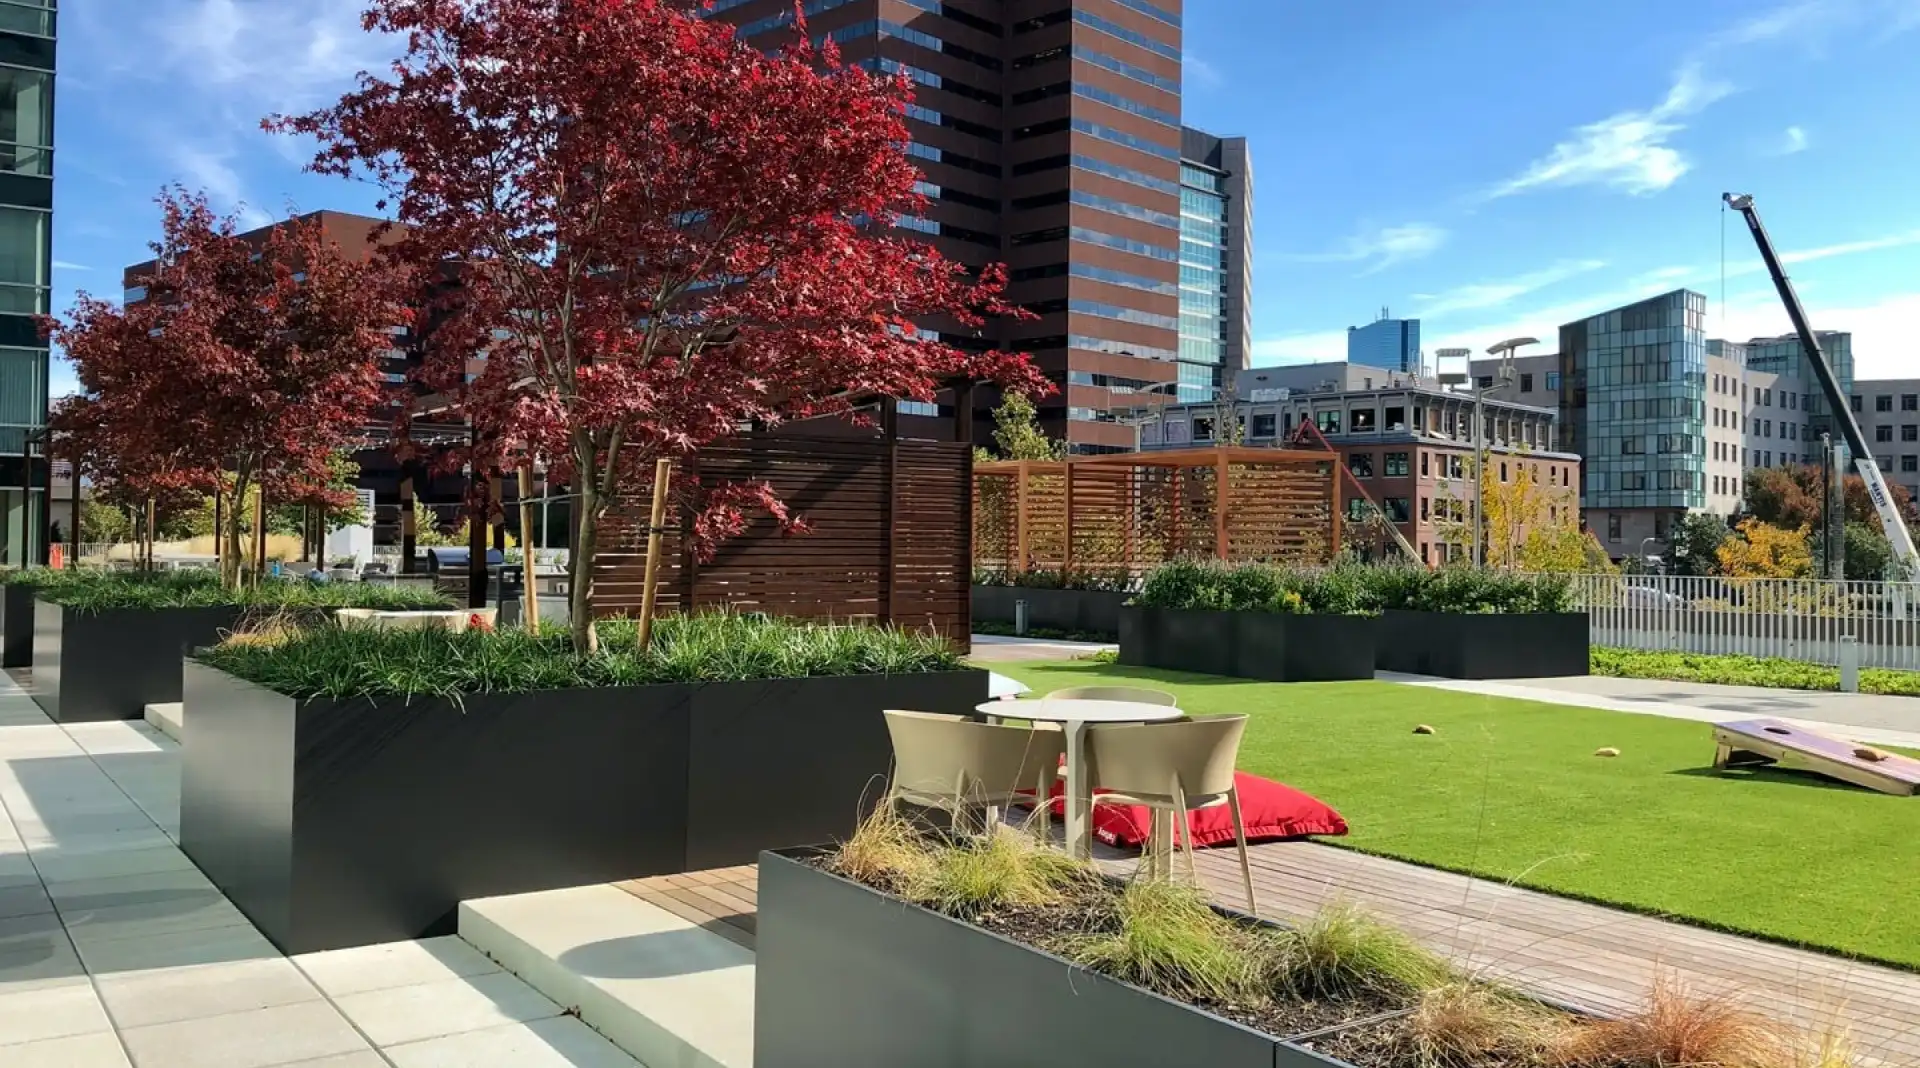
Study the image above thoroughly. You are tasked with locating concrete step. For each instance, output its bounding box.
[144,702,183,743]
[458,884,754,1068]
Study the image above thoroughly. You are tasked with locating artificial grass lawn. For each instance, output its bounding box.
[988,659,1920,971]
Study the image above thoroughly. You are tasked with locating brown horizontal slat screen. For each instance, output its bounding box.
[592,435,971,649]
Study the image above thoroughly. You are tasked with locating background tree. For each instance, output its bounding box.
[278,0,1046,651]
[1666,512,1731,577]
[45,190,405,587]
[77,498,132,546]
[974,392,1064,463]
[1716,518,1814,578]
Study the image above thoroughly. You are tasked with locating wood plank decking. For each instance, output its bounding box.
[616,843,1920,1064]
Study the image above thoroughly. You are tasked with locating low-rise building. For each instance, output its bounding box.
[1136,366,1579,566]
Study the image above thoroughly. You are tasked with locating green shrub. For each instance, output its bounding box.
[973,568,1133,593]
[1591,646,1920,697]
[1134,561,1572,616]
[194,611,963,699]
[14,569,449,614]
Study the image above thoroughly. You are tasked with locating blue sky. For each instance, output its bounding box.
[1180,0,1920,377]
[49,0,1920,399]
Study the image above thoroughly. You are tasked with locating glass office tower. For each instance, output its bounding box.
[0,0,52,566]
[1347,314,1420,373]
[1560,289,1708,515]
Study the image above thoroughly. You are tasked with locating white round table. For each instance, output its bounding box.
[976,698,1182,859]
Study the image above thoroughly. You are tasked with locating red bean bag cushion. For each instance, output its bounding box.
[1038,773,1347,849]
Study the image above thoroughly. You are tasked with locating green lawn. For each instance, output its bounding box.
[987,659,1920,971]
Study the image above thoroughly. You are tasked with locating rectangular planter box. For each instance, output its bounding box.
[180,662,987,954]
[1,582,33,668]
[31,601,244,722]
[1119,606,1376,682]
[1376,610,1589,680]
[756,849,1363,1068]
[971,585,1129,637]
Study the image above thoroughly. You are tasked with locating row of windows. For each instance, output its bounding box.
[823,21,999,72]
[1874,424,1920,443]
[1860,393,1920,412]
[1070,299,1176,331]
[904,139,1000,177]
[1069,226,1177,262]
[1065,370,1159,392]
[1618,433,1697,456]
[1072,118,1178,161]
[890,214,997,247]
[1070,334,1175,361]
[912,180,996,213]
[862,57,1000,106]
[903,103,998,142]
[1071,45,1180,95]
[1179,185,1226,220]
[1179,163,1222,193]
[1071,80,1179,127]
[1593,470,1705,493]
[1072,9,1180,61]
[1071,189,1178,229]
[1071,261,1177,296]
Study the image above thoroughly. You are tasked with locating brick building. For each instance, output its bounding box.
[707,0,1249,453]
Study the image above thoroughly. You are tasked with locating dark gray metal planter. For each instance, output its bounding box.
[756,849,1369,1068]
[971,585,1130,637]
[31,601,244,722]
[1376,610,1589,679]
[1,582,34,668]
[1119,606,1376,682]
[179,662,987,954]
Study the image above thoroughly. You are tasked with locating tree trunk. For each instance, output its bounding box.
[569,478,599,654]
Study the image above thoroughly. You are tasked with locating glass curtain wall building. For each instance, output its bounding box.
[1559,289,1707,542]
[0,0,52,567]
[1174,126,1250,403]
[1347,314,1420,374]
[1731,331,1853,444]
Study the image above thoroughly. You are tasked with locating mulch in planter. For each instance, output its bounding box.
[811,854,1408,1045]
[1294,1008,1564,1068]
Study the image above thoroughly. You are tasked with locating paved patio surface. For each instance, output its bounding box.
[0,672,641,1068]
[966,634,1115,663]
[1392,673,1920,747]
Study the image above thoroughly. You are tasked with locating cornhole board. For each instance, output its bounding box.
[1712,718,1920,796]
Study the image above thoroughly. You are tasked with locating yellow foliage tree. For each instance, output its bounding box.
[1715,518,1813,578]
[1433,449,1582,569]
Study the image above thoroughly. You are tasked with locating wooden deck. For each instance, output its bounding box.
[616,842,1920,1063]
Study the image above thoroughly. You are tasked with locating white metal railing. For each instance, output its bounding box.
[1568,573,1920,671]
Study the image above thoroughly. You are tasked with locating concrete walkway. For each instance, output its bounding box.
[1387,672,1920,748]
[967,634,1116,663]
[0,674,642,1068]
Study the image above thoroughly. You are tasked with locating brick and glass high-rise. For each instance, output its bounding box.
[708,0,1237,453]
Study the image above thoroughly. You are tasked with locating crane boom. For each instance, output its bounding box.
[1721,192,1919,572]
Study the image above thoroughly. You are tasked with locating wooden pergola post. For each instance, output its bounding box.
[1014,460,1030,576]
[1328,460,1343,563]
[517,461,539,629]
[1213,450,1230,561]
[1061,463,1075,574]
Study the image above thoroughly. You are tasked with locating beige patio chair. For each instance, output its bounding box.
[1083,714,1255,912]
[882,710,1069,836]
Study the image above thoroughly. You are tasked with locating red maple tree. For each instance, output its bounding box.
[274,0,1045,651]
[45,189,409,587]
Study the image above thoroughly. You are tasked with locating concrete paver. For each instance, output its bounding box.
[0,670,641,1068]
[1389,671,1920,747]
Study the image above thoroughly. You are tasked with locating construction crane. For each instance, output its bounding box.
[1721,192,1919,572]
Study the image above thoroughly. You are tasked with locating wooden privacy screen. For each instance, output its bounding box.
[974,446,1340,579]
[592,434,972,647]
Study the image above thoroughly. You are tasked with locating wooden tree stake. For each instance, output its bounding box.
[635,458,674,651]
[518,461,539,629]
[251,484,267,586]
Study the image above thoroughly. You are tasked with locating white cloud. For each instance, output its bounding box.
[51,261,91,272]
[168,143,275,228]
[1716,289,1920,380]
[1489,65,1731,199]
[1410,259,1608,319]
[158,0,389,114]
[1185,56,1223,91]
[1282,223,1449,275]
[1778,125,1810,154]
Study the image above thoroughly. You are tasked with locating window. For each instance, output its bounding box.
[1192,416,1214,441]
[1446,455,1464,479]
[1475,375,1493,389]
[1420,496,1430,520]
[1607,514,1622,542]
[1763,388,1772,406]
[1546,371,1561,390]
[1384,451,1409,477]
[1251,413,1276,438]
[1621,436,1644,455]
[1622,472,1647,491]
[1519,373,1534,392]
[1349,408,1377,432]
[1315,410,1341,434]
[1851,395,1864,412]
[1349,453,1374,478]
[1906,426,1919,443]
[1499,461,1508,482]
[1906,456,1919,473]
[1346,498,1368,522]
[1384,405,1406,431]
[1878,425,1894,442]
[0,67,52,176]
[1420,541,1429,564]
[1420,452,1429,477]
[1878,395,1894,412]
[1384,497,1411,523]
[1906,395,1919,411]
